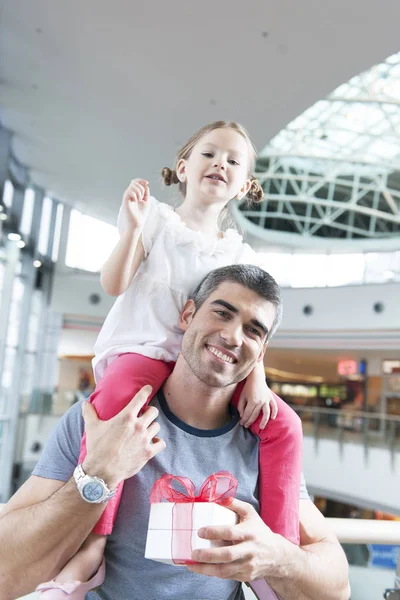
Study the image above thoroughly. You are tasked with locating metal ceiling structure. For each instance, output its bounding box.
[235,52,400,251]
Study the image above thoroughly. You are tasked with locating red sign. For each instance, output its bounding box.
[338,360,357,376]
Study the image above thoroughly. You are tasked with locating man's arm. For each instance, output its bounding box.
[266,499,350,600]
[187,499,350,600]
[0,476,105,599]
[0,386,165,600]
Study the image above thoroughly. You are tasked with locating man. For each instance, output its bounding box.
[0,265,350,600]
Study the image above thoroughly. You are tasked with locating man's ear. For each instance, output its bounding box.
[179,299,196,332]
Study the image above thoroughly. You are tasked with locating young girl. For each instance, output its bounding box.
[37,121,302,598]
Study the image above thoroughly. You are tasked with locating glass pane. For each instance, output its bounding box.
[258,252,294,287]
[26,313,40,353]
[52,203,64,262]
[326,254,365,287]
[0,261,4,297]
[20,188,35,236]
[19,353,37,412]
[6,278,25,347]
[259,51,400,170]
[65,209,119,272]
[2,180,13,208]
[38,196,53,256]
[1,346,16,388]
[291,254,328,288]
[365,251,400,283]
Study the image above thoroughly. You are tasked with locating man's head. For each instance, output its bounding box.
[179,264,283,388]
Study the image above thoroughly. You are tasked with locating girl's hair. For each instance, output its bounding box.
[161,121,263,204]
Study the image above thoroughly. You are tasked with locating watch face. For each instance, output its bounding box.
[82,481,104,502]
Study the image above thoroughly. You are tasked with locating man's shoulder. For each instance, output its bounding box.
[31,400,84,481]
[64,399,85,427]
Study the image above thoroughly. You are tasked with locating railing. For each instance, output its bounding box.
[329,519,400,545]
[329,519,400,599]
[291,404,400,454]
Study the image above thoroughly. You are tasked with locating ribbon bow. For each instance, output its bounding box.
[150,470,238,506]
[149,471,238,564]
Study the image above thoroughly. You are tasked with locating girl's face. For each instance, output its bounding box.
[177,128,252,206]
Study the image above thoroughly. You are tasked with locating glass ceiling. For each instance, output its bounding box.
[236,52,400,247]
[259,52,400,172]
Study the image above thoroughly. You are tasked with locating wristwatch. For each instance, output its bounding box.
[73,464,116,504]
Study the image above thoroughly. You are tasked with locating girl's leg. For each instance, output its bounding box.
[54,354,173,585]
[232,383,303,545]
[83,353,174,536]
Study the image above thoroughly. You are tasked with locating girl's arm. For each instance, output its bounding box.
[101,230,145,296]
[100,178,150,296]
[237,360,278,428]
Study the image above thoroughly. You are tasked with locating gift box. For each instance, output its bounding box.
[145,501,238,565]
[145,471,238,566]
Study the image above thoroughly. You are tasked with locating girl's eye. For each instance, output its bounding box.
[202,152,213,158]
[229,159,239,165]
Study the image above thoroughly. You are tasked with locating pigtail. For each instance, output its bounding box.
[247,178,264,203]
[161,167,180,186]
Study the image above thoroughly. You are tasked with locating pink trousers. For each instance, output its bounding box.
[79,353,302,544]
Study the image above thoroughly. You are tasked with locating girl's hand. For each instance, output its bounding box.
[122,179,151,230]
[237,368,278,429]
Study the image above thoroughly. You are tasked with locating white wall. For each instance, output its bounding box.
[51,269,114,318]
[273,283,400,350]
[51,269,400,351]
[281,283,400,331]
[303,435,400,514]
[59,328,98,356]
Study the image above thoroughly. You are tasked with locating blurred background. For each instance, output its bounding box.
[0,2,399,599]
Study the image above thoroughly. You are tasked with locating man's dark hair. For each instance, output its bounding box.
[190,264,283,339]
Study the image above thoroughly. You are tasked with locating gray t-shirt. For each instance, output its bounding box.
[33,392,308,600]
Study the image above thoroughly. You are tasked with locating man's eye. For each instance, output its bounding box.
[247,327,261,337]
[215,310,229,318]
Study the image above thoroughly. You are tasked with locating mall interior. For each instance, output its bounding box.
[0,3,399,600]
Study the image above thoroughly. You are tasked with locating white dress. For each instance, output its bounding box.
[93,197,259,382]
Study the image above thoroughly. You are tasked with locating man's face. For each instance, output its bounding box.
[179,281,276,388]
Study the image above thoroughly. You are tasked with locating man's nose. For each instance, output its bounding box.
[220,322,242,347]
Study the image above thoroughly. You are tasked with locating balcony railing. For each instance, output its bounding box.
[291,404,400,454]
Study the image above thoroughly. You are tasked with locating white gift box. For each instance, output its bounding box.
[145,501,238,565]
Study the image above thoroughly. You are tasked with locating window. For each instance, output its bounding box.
[65,210,119,272]
[52,203,64,262]
[38,196,53,256]
[20,188,35,236]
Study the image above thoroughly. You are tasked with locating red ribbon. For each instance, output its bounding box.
[149,471,238,564]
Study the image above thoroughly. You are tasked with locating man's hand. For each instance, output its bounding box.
[186,499,286,582]
[82,385,165,489]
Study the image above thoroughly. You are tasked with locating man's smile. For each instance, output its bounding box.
[205,344,238,364]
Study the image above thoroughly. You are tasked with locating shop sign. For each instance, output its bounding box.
[338,360,357,376]
[368,544,400,569]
